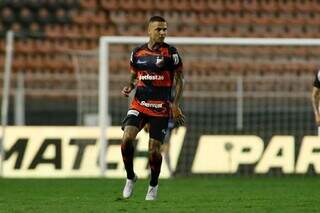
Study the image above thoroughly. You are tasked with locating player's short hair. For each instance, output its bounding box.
[149,16,166,23]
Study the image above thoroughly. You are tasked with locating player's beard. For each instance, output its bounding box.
[157,36,165,43]
[149,36,165,49]
[151,40,164,49]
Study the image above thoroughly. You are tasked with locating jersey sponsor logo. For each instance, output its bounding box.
[139,74,164,81]
[172,53,179,65]
[127,109,139,116]
[137,59,147,64]
[140,101,163,108]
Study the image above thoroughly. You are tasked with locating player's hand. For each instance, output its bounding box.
[121,85,133,97]
[144,123,150,133]
[172,105,185,127]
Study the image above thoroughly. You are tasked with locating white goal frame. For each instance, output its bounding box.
[0,31,14,177]
[99,36,320,176]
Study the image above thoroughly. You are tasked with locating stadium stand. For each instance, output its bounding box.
[0,0,320,72]
[0,0,320,99]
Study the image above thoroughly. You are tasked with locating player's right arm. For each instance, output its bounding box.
[121,70,137,97]
[122,49,138,97]
[312,86,320,125]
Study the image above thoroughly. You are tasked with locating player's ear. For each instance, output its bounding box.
[147,23,152,36]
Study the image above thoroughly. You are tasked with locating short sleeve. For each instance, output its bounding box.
[129,49,137,72]
[314,69,320,88]
[169,46,183,73]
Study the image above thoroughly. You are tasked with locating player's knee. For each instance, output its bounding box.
[150,150,162,160]
[122,127,138,144]
[122,133,135,145]
[149,139,162,155]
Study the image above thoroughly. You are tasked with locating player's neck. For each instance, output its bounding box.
[148,40,162,50]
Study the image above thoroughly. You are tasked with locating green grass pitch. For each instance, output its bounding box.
[0,176,319,212]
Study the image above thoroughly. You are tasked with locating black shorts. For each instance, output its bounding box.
[121,109,169,143]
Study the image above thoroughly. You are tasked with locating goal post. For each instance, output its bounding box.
[99,36,320,176]
[1,31,14,177]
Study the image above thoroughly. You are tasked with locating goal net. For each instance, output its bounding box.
[72,50,100,126]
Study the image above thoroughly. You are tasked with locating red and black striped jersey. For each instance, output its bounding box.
[129,42,183,117]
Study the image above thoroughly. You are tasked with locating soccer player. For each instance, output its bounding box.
[120,16,185,200]
[312,69,320,126]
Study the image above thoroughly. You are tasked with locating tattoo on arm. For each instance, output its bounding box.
[312,87,320,116]
[173,72,184,106]
[129,71,137,89]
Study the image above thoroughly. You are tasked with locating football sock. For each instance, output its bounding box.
[121,142,135,179]
[149,151,162,187]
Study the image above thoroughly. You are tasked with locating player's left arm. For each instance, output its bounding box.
[312,86,320,125]
[172,71,185,127]
[312,69,320,126]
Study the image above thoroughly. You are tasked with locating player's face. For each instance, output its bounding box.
[148,21,167,43]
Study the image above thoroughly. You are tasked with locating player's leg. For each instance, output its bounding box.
[162,133,173,177]
[121,126,139,180]
[121,126,139,199]
[145,116,169,200]
[146,138,162,200]
[148,138,162,187]
[121,110,146,198]
[163,119,175,177]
